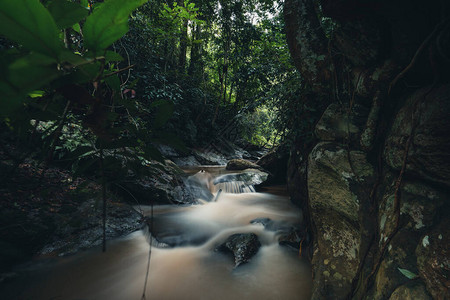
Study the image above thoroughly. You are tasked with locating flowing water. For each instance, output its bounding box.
[1,167,311,300]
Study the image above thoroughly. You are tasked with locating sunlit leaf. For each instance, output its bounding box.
[28,90,45,98]
[72,23,81,33]
[0,0,62,57]
[83,0,147,52]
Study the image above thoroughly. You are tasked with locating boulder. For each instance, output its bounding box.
[416,218,450,300]
[226,159,263,171]
[256,145,289,184]
[215,233,261,267]
[119,160,195,205]
[315,103,369,144]
[213,170,268,187]
[388,282,432,300]
[308,142,375,222]
[308,142,376,299]
[250,218,303,250]
[384,84,450,188]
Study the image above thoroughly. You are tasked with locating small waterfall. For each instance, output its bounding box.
[214,180,256,193]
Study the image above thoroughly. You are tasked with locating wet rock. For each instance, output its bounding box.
[214,170,268,187]
[193,149,228,165]
[416,218,450,300]
[216,233,261,267]
[384,84,450,188]
[185,170,214,201]
[145,216,211,247]
[40,199,142,256]
[250,217,303,250]
[226,159,263,171]
[172,155,201,167]
[119,160,195,205]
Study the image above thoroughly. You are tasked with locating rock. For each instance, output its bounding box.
[310,212,361,300]
[308,142,376,299]
[40,199,142,256]
[256,145,289,184]
[308,142,375,222]
[172,155,201,167]
[193,149,228,165]
[226,159,263,171]
[384,84,450,188]
[389,282,432,300]
[416,218,450,300]
[213,170,268,187]
[315,103,369,144]
[216,233,261,267]
[251,218,303,250]
[185,170,214,201]
[372,229,422,300]
[369,177,448,299]
[118,159,195,205]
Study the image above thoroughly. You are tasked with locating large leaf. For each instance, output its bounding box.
[83,0,147,52]
[0,53,60,117]
[47,0,89,29]
[0,0,62,58]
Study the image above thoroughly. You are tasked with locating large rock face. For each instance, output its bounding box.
[308,142,375,298]
[384,85,450,188]
[284,0,450,299]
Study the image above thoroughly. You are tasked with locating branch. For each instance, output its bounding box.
[103,64,136,78]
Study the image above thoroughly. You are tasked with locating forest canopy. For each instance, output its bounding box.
[0,0,307,173]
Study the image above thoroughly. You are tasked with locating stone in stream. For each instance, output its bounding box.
[215,233,261,268]
[251,218,304,251]
[226,159,264,171]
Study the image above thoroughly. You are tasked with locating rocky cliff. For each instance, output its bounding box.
[284,0,450,299]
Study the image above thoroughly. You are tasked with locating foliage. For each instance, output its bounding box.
[0,0,307,169]
[0,0,179,183]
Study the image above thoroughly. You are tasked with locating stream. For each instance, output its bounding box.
[1,166,311,300]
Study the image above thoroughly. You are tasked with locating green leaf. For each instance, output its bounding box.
[68,146,96,159]
[0,0,62,57]
[72,23,81,33]
[105,51,124,62]
[28,90,45,98]
[80,0,89,9]
[83,0,147,52]
[398,268,418,279]
[104,75,121,92]
[59,50,88,66]
[47,0,89,29]
[8,53,59,93]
